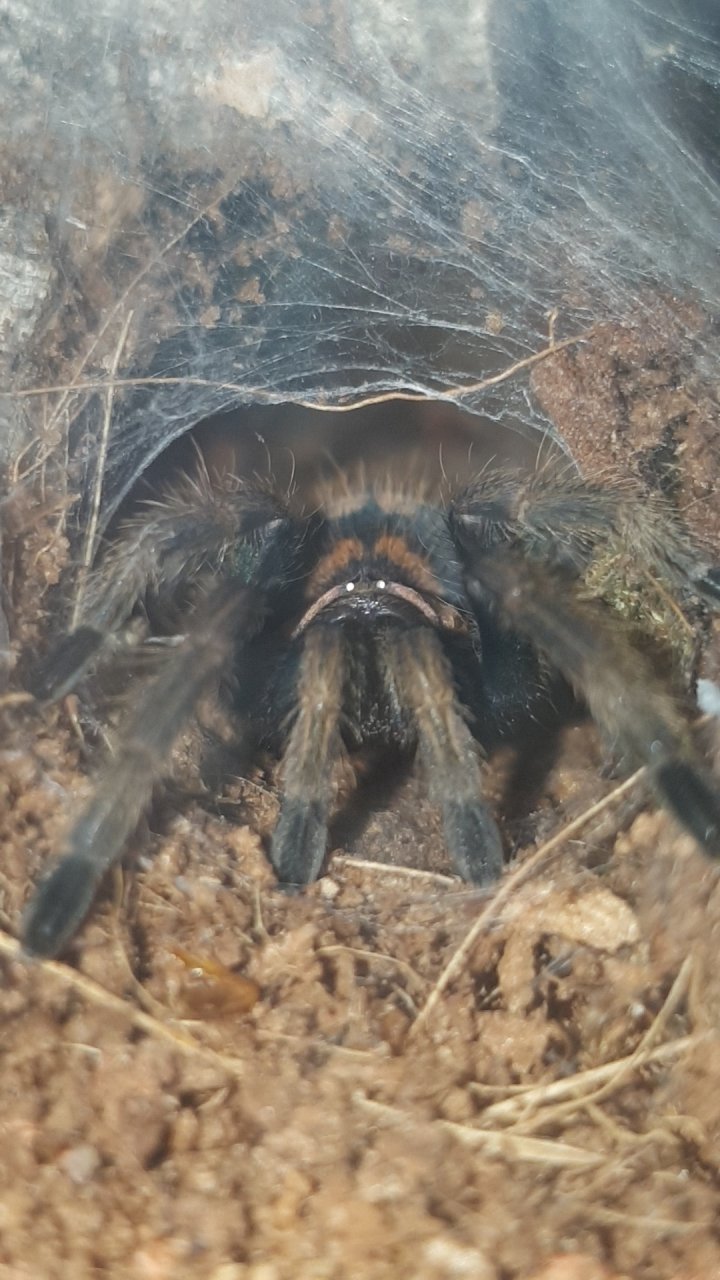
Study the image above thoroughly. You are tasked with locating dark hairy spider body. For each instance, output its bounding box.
[21,462,720,958]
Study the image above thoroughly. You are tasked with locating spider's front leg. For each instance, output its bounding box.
[269,622,504,888]
[383,628,504,885]
[269,626,346,886]
[23,582,264,958]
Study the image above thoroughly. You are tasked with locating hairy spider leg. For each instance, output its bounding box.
[23,583,264,958]
[268,620,504,889]
[456,465,720,604]
[462,546,720,859]
[269,625,346,886]
[30,473,285,701]
[384,627,504,884]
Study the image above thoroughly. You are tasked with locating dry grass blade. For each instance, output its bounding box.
[408,768,644,1038]
[590,1207,708,1234]
[0,928,243,1071]
[503,958,695,1136]
[473,1034,702,1123]
[71,309,134,626]
[10,328,592,411]
[0,928,376,1069]
[478,960,697,1133]
[354,1094,604,1168]
[333,853,457,886]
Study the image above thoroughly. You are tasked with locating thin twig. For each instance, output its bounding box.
[8,327,591,411]
[0,927,377,1070]
[354,1094,604,1168]
[71,309,134,626]
[317,943,427,994]
[512,958,693,1136]
[333,854,456,887]
[446,329,591,398]
[473,1034,702,1122]
[0,692,34,710]
[408,768,644,1039]
[0,928,242,1073]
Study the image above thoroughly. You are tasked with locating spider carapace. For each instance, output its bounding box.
[21,464,720,957]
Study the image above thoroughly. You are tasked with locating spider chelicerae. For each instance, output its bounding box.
[21,460,720,958]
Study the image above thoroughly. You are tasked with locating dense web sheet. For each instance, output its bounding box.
[1,0,719,534]
[5,14,720,1270]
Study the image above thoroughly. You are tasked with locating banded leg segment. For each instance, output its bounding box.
[384,628,504,885]
[23,583,264,957]
[270,626,346,886]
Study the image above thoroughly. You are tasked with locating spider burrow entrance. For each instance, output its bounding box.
[15,403,720,958]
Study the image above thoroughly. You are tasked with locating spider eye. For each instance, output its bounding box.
[375,579,387,589]
[345,581,355,593]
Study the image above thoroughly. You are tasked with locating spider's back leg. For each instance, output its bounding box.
[461,546,720,859]
[454,463,720,609]
[269,625,346,886]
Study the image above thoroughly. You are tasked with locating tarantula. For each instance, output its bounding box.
[21,461,720,958]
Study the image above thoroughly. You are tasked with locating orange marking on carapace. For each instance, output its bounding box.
[372,534,439,594]
[307,537,365,594]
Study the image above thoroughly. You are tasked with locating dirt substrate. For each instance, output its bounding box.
[2,669,720,1279]
[3,314,720,1279]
